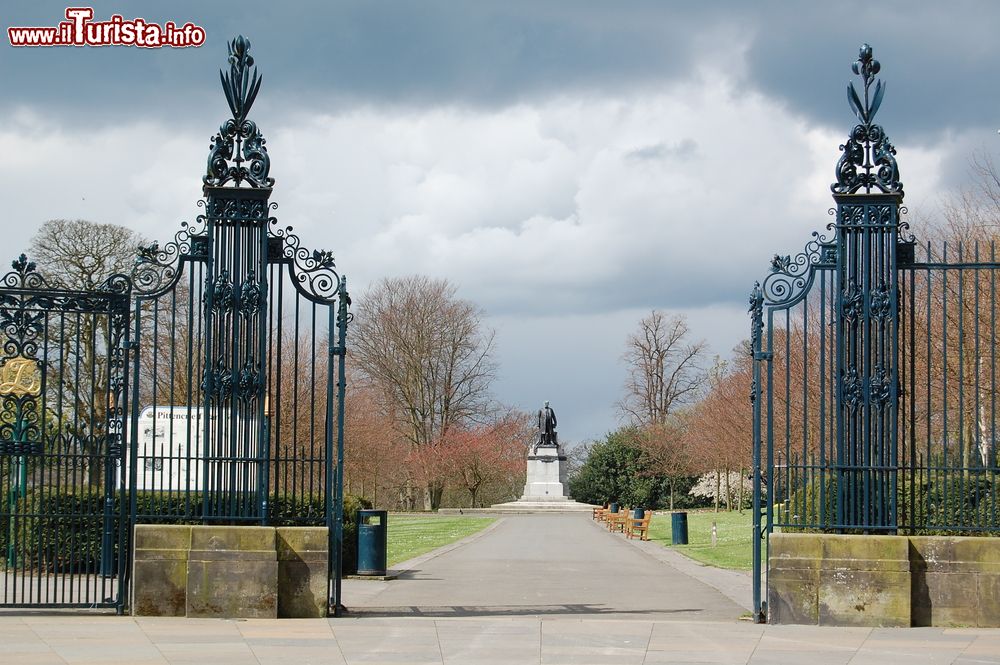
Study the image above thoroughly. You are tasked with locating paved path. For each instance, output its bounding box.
[342,513,745,621]
[3,615,999,664]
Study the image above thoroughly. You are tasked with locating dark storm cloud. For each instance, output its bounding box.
[6,0,1000,141]
[1,0,718,125]
[741,0,1000,140]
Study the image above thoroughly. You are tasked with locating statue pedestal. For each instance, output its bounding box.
[486,443,595,512]
[523,444,567,498]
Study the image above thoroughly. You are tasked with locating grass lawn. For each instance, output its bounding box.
[386,514,496,566]
[646,509,754,570]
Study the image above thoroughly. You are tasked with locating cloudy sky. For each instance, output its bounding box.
[3,1,1000,444]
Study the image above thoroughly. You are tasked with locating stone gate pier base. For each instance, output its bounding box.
[769,533,1000,627]
[133,525,329,618]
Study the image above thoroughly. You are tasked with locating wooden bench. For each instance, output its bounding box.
[592,506,606,521]
[626,511,652,541]
[607,509,628,533]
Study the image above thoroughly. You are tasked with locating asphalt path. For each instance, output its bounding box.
[342,513,745,621]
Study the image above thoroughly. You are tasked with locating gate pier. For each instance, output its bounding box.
[751,44,1000,625]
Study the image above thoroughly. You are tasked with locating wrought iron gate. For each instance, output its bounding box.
[751,45,1000,622]
[0,256,131,610]
[1,36,350,614]
[126,36,351,613]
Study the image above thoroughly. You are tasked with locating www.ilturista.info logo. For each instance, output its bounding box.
[8,7,205,48]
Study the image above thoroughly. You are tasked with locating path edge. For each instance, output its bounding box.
[389,517,507,575]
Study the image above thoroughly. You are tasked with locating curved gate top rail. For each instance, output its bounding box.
[750,44,1000,623]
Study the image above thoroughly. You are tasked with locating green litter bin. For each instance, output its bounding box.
[671,512,688,545]
[356,509,388,575]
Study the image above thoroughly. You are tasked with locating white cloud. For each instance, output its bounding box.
[0,109,204,249]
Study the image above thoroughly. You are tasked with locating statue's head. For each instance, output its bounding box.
[544,400,549,408]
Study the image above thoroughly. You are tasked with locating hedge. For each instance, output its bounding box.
[783,472,1000,535]
[1,489,372,574]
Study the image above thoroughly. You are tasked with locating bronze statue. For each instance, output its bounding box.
[534,401,557,453]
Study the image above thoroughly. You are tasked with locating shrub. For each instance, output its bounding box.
[904,473,999,535]
[689,471,757,510]
[1,489,372,573]
[781,471,1000,535]
[781,474,837,529]
[568,428,710,509]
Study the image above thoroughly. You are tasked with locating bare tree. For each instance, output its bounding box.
[441,410,531,508]
[681,355,753,511]
[25,220,147,484]
[618,310,708,426]
[342,371,411,507]
[353,276,497,510]
[29,219,144,290]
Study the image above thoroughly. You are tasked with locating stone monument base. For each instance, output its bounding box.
[523,443,568,498]
[487,496,596,513]
[487,443,596,513]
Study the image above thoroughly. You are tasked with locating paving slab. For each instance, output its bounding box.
[0,615,995,663]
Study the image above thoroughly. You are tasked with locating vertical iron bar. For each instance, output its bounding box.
[750,284,764,622]
[331,277,348,616]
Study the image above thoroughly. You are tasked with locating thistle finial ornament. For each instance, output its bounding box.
[204,35,273,188]
[832,44,902,196]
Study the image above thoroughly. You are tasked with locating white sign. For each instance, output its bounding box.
[129,405,259,492]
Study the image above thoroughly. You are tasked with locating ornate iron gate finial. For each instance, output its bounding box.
[832,43,902,195]
[205,35,273,188]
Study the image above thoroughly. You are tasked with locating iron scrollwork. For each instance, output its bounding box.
[760,231,836,307]
[132,217,208,296]
[239,270,265,317]
[0,356,42,456]
[204,36,273,189]
[870,281,892,321]
[204,269,266,317]
[869,365,892,410]
[832,44,903,196]
[270,223,341,304]
[206,196,272,221]
[0,255,131,457]
[2,254,49,291]
[0,257,47,455]
[209,270,235,312]
[841,278,864,325]
[841,368,863,411]
[236,357,262,402]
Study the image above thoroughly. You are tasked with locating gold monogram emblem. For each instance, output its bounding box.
[0,357,41,396]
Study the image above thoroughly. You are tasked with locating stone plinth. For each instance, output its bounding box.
[770,533,910,627]
[523,444,568,498]
[132,525,192,617]
[133,525,330,618]
[276,527,329,618]
[769,533,1000,627]
[186,526,278,619]
[910,536,1000,627]
[486,444,596,513]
